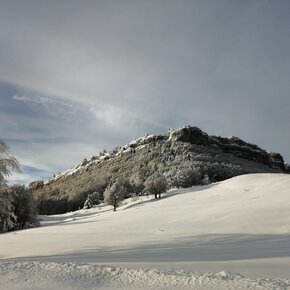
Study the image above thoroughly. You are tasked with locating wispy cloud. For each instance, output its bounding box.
[12,95,75,108]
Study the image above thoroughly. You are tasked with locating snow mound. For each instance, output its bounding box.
[1,261,290,290]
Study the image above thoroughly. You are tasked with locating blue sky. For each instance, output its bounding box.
[0,0,290,184]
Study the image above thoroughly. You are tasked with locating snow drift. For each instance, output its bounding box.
[1,261,290,290]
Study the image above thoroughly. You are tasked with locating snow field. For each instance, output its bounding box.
[1,173,290,289]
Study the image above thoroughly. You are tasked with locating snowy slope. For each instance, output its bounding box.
[1,173,290,289]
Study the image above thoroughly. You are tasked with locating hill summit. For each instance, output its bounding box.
[30,126,289,214]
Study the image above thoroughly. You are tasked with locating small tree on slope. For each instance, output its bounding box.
[145,173,167,199]
[104,179,127,211]
[83,194,93,209]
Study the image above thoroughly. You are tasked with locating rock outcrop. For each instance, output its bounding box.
[169,126,285,171]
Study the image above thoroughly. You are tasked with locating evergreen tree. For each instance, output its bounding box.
[83,194,93,209]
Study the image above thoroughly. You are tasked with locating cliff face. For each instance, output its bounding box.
[169,126,285,171]
[31,126,288,214]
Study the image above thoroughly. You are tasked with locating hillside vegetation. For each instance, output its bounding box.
[30,126,289,214]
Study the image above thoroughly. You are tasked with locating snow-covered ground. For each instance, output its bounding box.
[1,173,290,289]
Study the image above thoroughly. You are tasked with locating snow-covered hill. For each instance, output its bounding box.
[32,126,288,216]
[47,126,287,183]
[1,173,290,289]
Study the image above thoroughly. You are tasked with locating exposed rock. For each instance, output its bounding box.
[169,126,285,171]
[269,152,285,171]
[169,126,209,145]
[28,180,44,191]
[81,159,89,166]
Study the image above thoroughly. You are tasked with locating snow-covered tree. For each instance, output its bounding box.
[0,139,20,187]
[171,168,202,188]
[0,139,20,232]
[0,190,16,232]
[145,173,167,199]
[104,179,127,211]
[83,194,93,209]
[202,174,211,185]
[90,191,103,205]
[9,185,37,230]
[129,175,145,195]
